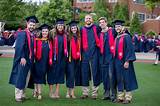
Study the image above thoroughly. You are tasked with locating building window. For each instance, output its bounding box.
[77,0,95,2]
[137,12,145,22]
[146,14,157,19]
[152,15,157,19]
[108,0,117,3]
[146,14,151,19]
[133,0,145,4]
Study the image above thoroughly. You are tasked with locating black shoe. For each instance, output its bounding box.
[102,97,110,100]
[111,98,117,103]
[80,95,88,99]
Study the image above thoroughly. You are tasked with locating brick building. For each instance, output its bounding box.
[73,0,160,34]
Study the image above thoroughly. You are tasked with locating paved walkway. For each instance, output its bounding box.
[0,46,157,63]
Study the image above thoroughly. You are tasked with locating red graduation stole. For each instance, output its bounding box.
[71,36,81,60]
[99,28,115,54]
[82,25,100,51]
[108,28,115,54]
[34,38,53,65]
[99,32,104,54]
[25,28,32,59]
[54,34,68,59]
[36,39,42,60]
[49,41,53,65]
[114,34,125,60]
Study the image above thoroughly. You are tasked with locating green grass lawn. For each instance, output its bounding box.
[0,57,160,106]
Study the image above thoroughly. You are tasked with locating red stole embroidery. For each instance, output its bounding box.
[99,28,115,55]
[114,34,125,60]
[82,25,100,51]
[108,28,115,54]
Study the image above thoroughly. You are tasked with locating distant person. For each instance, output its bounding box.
[154,33,160,65]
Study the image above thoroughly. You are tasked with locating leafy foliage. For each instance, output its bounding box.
[130,13,142,35]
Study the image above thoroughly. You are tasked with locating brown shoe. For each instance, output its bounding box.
[91,95,97,100]
[117,99,124,103]
[122,100,131,104]
[80,95,88,99]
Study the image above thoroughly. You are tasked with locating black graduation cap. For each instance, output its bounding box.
[112,20,125,26]
[68,20,79,27]
[38,24,51,30]
[26,15,39,23]
[56,18,66,24]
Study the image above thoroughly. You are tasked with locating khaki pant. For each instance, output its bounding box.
[15,88,26,99]
[82,86,99,97]
[82,61,99,97]
[15,71,30,99]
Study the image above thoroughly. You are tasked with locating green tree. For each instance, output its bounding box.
[36,0,72,25]
[93,0,110,23]
[23,1,39,17]
[130,13,142,35]
[0,0,39,29]
[145,0,157,18]
[112,3,129,21]
[0,0,25,29]
[145,0,160,3]
[112,3,120,19]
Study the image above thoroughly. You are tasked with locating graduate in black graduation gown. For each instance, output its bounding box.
[9,16,39,102]
[65,20,81,98]
[154,35,160,65]
[98,17,117,102]
[47,19,68,99]
[33,24,52,100]
[113,20,138,104]
[80,14,101,99]
[132,33,140,52]
[146,36,154,52]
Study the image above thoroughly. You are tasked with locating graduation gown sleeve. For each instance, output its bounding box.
[124,34,136,62]
[14,31,26,62]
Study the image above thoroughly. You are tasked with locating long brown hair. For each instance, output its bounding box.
[49,27,56,40]
[68,25,80,41]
